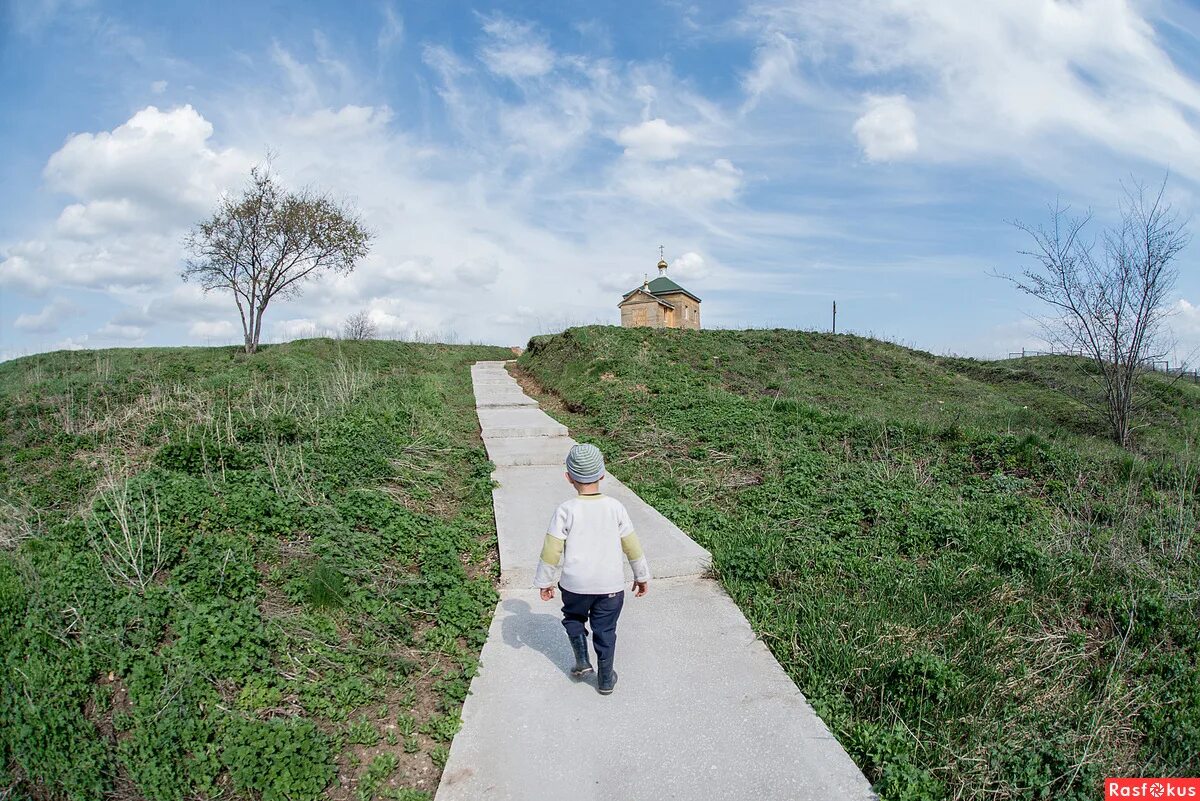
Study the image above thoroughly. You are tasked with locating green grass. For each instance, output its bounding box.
[0,337,511,800]
[518,325,1200,801]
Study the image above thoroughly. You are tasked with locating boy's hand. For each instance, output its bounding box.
[540,586,555,601]
[632,580,648,597]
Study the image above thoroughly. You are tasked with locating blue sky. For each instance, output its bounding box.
[3,0,1200,360]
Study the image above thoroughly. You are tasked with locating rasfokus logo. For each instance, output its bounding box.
[1107,779,1200,799]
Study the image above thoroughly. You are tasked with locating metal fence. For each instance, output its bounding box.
[1005,350,1200,383]
[1141,360,1200,383]
[1005,349,1085,359]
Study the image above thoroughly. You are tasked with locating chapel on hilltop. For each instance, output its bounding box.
[618,253,702,330]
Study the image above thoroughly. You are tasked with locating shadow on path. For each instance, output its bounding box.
[500,598,572,677]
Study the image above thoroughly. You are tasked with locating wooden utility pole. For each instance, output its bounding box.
[832,301,837,334]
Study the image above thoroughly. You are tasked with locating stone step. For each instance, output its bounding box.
[474,391,539,409]
[481,435,577,467]
[477,407,569,438]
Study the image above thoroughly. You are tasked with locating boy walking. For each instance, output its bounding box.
[534,443,650,695]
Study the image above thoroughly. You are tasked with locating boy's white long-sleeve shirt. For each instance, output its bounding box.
[533,493,651,594]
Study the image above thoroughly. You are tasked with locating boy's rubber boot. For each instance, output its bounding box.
[597,658,618,695]
[568,634,594,678]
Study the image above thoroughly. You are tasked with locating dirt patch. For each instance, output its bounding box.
[721,470,763,488]
[76,673,145,801]
[505,364,569,415]
[463,545,499,583]
[382,438,484,522]
[85,672,134,743]
[327,660,453,800]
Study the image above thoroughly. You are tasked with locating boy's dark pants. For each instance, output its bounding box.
[559,586,624,663]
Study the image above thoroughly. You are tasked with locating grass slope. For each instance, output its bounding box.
[517,325,1200,801]
[0,338,511,800]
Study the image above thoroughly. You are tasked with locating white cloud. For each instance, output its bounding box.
[616,118,693,161]
[592,252,711,294]
[14,299,74,333]
[150,80,167,94]
[671,252,708,280]
[746,0,1200,178]
[365,309,409,336]
[273,318,321,340]
[499,98,593,157]
[491,305,537,326]
[10,0,77,36]
[853,94,918,162]
[378,4,404,54]
[47,334,91,353]
[455,257,500,285]
[597,272,643,293]
[1169,299,1200,360]
[617,158,743,204]
[479,16,555,79]
[383,259,439,289]
[148,283,232,323]
[284,104,393,139]
[0,241,53,293]
[44,105,246,219]
[56,198,143,239]
[1174,299,1200,330]
[189,320,235,338]
[742,30,804,106]
[271,42,322,108]
[0,105,252,301]
[968,317,1044,359]
[97,323,146,342]
[313,31,354,91]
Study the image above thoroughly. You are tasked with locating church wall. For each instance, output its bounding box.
[619,295,667,328]
[656,293,701,330]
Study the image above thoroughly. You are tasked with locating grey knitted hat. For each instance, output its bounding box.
[565,443,605,483]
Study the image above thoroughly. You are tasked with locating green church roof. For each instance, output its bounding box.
[637,275,702,303]
[619,287,675,309]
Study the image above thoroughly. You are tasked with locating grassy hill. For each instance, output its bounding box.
[516,326,1200,801]
[0,338,511,800]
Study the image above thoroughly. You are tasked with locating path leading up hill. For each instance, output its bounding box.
[435,361,875,801]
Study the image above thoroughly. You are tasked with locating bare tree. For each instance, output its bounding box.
[342,309,377,341]
[183,163,372,354]
[1003,177,1189,447]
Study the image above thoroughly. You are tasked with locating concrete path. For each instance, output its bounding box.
[436,361,875,801]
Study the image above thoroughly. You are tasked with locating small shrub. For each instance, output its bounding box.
[0,497,33,549]
[357,752,399,801]
[155,438,249,474]
[994,538,1045,578]
[236,413,304,443]
[844,722,944,801]
[347,715,379,746]
[85,479,169,593]
[382,789,431,801]
[221,717,335,801]
[420,712,461,743]
[305,560,346,609]
[885,650,966,721]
